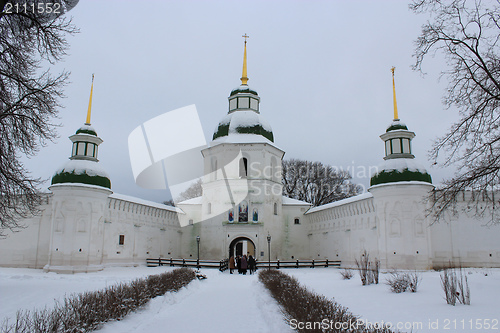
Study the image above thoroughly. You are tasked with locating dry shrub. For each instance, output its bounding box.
[340,269,353,280]
[386,271,420,293]
[259,269,397,333]
[355,250,380,286]
[440,265,470,306]
[0,268,195,333]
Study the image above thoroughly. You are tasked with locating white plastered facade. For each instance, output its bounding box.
[1,83,500,272]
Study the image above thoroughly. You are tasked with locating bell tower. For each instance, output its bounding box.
[181,36,285,261]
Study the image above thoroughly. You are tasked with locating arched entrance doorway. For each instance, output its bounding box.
[229,237,256,258]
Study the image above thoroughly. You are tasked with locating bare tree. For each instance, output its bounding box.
[175,178,203,202]
[0,0,78,236]
[411,0,500,222]
[282,158,362,207]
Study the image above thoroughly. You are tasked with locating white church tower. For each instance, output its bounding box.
[44,75,112,273]
[177,35,309,261]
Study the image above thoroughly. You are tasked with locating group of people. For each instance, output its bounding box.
[229,254,256,275]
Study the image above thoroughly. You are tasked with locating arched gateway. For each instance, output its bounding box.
[229,237,255,258]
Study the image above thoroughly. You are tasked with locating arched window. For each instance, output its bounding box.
[274,203,278,215]
[252,208,258,222]
[239,157,248,178]
[239,201,248,222]
[294,218,300,225]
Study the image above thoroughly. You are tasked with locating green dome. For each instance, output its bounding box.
[213,111,274,142]
[370,159,432,186]
[230,85,258,96]
[51,160,111,189]
[75,124,97,136]
[386,120,408,132]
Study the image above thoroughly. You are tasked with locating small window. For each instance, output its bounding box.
[294,218,300,225]
[402,138,411,154]
[238,97,250,109]
[239,158,248,178]
[119,235,125,245]
[189,219,194,225]
[77,142,85,155]
[274,203,278,215]
[207,203,211,214]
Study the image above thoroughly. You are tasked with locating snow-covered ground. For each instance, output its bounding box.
[0,266,291,333]
[286,268,500,332]
[0,266,499,332]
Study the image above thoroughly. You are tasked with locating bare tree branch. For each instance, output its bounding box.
[0,0,78,236]
[411,0,500,223]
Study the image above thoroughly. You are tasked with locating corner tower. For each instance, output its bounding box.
[45,75,112,273]
[368,68,434,270]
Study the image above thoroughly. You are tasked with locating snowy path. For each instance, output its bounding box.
[98,269,292,333]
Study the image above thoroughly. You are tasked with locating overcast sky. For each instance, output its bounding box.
[24,0,458,203]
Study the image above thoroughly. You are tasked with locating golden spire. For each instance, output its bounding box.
[85,74,94,125]
[240,34,249,85]
[391,67,399,121]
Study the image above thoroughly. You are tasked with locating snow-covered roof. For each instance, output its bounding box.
[230,84,258,96]
[52,159,111,189]
[282,196,312,206]
[54,159,109,178]
[49,183,112,191]
[211,133,277,146]
[368,181,435,190]
[75,124,97,136]
[305,192,373,214]
[386,119,408,132]
[213,110,274,142]
[373,158,428,175]
[176,196,203,205]
[109,193,183,213]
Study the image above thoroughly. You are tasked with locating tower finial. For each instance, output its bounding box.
[391,67,399,121]
[85,74,94,125]
[241,34,249,85]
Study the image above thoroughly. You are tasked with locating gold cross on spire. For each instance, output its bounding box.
[242,33,249,43]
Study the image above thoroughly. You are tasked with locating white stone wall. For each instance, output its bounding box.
[430,192,500,268]
[103,195,181,266]
[305,183,500,270]
[0,194,52,269]
[306,194,377,267]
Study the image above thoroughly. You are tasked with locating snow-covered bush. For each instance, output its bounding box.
[440,265,470,305]
[340,268,354,280]
[355,250,380,286]
[258,269,397,333]
[386,271,420,293]
[0,268,196,333]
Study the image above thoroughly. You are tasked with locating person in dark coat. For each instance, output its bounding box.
[229,256,235,274]
[248,255,256,274]
[240,255,248,275]
[236,255,241,274]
